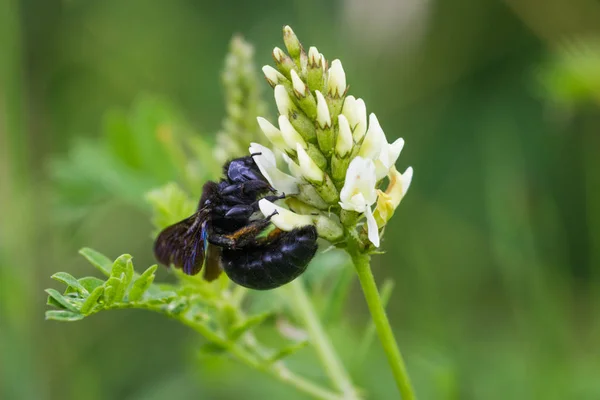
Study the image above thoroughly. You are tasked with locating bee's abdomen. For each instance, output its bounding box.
[221,226,318,290]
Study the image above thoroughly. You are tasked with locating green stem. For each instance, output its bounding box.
[350,248,415,400]
[287,279,361,399]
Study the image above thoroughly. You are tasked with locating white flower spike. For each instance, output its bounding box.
[290,69,307,97]
[258,199,313,231]
[262,65,285,86]
[336,115,353,157]
[249,143,299,194]
[358,113,385,161]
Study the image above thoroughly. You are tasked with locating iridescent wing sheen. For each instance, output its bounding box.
[153,210,209,275]
[202,244,223,282]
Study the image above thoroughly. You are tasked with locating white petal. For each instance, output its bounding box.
[401,166,413,197]
[297,144,324,182]
[315,90,331,128]
[278,115,307,150]
[353,98,367,141]
[281,153,303,178]
[258,199,313,231]
[336,115,353,157]
[339,156,377,211]
[380,138,404,169]
[358,113,385,160]
[249,143,299,194]
[364,206,380,247]
[274,85,292,116]
[273,47,286,62]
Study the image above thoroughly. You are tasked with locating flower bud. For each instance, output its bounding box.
[262,65,286,87]
[327,60,347,98]
[307,47,325,92]
[290,69,307,97]
[278,115,307,150]
[274,85,294,116]
[296,144,324,183]
[283,25,302,61]
[258,199,313,231]
[342,96,367,142]
[335,115,353,157]
[315,90,331,128]
[273,47,295,79]
[257,117,289,151]
[297,183,329,209]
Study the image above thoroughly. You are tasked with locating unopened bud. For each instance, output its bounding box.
[315,90,331,128]
[336,115,353,157]
[273,47,295,79]
[283,26,302,62]
[263,65,286,87]
[297,144,324,183]
[327,59,347,98]
[274,85,294,116]
[307,47,325,92]
[257,117,289,151]
[278,115,307,150]
[290,69,307,97]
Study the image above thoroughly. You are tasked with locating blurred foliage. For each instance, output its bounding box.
[2,0,600,399]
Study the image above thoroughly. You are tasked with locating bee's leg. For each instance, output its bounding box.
[208,212,278,249]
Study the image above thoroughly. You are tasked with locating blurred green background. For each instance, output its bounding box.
[2,0,600,399]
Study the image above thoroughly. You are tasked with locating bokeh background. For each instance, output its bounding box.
[2,0,600,399]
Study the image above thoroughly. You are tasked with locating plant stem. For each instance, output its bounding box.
[350,249,415,400]
[287,279,361,399]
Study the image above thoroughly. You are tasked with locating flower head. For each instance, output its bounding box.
[251,26,413,249]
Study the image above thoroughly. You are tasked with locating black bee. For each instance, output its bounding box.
[153,155,318,290]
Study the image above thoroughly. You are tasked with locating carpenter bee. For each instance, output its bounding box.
[153,155,318,290]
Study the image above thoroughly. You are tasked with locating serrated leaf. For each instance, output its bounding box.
[267,340,309,363]
[128,265,157,302]
[52,272,89,296]
[78,277,105,292]
[80,286,105,315]
[228,312,273,340]
[45,289,79,312]
[79,248,113,276]
[46,310,85,322]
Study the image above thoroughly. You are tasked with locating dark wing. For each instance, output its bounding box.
[153,210,209,275]
[202,244,223,282]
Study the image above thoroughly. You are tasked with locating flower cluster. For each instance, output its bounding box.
[252,26,413,248]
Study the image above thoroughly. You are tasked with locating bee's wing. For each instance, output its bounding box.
[203,244,223,282]
[153,210,209,275]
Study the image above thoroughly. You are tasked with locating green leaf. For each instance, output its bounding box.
[80,286,105,315]
[103,276,122,305]
[198,342,227,357]
[228,312,273,340]
[52,272,89,295]
[46,310,85,322]
[45,289,79,312]
[111,254,134,291]
[79,248,113,276]
[128,265,157,302]
[77,277,105,292]
[267,340,309,363]
[112,273,128,303]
